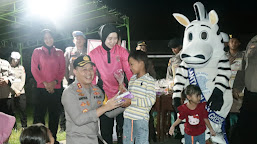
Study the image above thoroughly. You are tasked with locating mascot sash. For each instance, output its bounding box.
[188,68,225,124]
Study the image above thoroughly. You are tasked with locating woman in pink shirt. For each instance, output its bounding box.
[31,29,65,144]
[89,24,132,144]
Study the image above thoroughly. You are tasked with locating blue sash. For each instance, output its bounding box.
[188,68,225,124]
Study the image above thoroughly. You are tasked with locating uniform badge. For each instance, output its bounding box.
[97,100,102,105]
[94,92,100,95]
[77,83,82,89]
[86,101,90,106]
[82,108,88,113]
[76,89,82,93]
[78,93,84,96]
[81,102,86,106]
[93,88,98,91]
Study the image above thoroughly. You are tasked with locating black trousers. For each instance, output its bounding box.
[7,94,27,128]
[33,88,62,140]
[0,98,12,115]
[236,88,257,144]
[99,113,124,144]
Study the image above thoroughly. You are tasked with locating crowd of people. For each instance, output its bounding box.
[0,22,256,144]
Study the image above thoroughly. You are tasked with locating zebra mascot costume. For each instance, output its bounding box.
[172,2,233,144]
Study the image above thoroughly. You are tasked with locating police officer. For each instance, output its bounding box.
[64,31,87,85]
[61,55,123,143]
[60,31,87,132]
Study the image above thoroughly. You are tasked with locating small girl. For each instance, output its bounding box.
[123,50,156,144]
[20,123,54,144]
[169,85,216,144]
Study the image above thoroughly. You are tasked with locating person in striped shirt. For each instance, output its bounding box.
[123,50,156,144]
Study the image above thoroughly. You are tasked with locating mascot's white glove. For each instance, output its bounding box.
[207,87,224,111]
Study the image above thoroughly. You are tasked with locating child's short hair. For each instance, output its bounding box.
[128,50,148,71]
[182,85,202,99]
[20,123,51,144]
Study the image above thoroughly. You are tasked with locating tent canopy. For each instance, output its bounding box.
[0,0,130,50]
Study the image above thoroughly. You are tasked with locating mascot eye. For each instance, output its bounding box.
[188,33,193,41]
[201,31,208,40]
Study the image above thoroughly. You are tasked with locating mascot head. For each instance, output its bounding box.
[173,2,225,68]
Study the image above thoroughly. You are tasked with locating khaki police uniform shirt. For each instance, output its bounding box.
[61,79,104,144]
[0,59,14,99]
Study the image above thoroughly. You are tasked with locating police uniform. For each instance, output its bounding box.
[0,58,14,114]
[62,55,124,144]
[64,47,87,84]
[62,79,105,144]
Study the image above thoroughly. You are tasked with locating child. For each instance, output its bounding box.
[123,50,156,144]
[169,85,216,144]
[20,123,54,144]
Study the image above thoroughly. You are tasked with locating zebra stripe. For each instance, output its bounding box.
[178,65,188,70]
[215,82,231,89]
[174,82,185,86]
[218,67,231,70]
[218,59,229,63]
[175,73,188,79]
[216,74,230,81]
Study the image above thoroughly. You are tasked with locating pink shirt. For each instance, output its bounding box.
[89,44,132,99]
[31,46,66,89]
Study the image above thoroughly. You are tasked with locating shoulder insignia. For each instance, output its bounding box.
[78,93,84,96]
[82,108,88,113]
[93,88,98,91]
[97,100,102,105]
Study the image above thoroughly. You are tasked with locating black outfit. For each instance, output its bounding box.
[33,88,62,140]
[8,94,27,128]
[236,88,257,144]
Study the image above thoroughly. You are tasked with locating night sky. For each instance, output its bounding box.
[103,0,257,45]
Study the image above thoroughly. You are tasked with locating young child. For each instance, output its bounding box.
[169,85,216,144]
[123,50,156,144]
[20,123,54,144]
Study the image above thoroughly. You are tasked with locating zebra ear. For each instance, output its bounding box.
[209,10,219,25]
[173,13,190,27]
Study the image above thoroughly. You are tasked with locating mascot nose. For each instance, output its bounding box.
[194,54,205,60]
[181,54,191,58]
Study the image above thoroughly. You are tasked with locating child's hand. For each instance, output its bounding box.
[169,126,175,136]
[210,129,216,136]
[121,98,131,108]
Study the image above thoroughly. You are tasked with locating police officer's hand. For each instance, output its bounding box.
[121,98,131,108]
[105,95,123,111]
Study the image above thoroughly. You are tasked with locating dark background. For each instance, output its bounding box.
[101,0,257,79]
